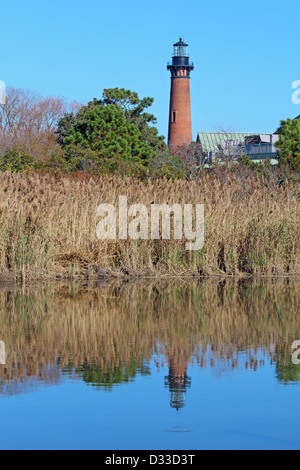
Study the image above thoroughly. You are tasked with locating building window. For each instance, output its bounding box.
[172,111,176,123]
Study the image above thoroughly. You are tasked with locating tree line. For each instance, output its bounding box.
[0,86,299,177]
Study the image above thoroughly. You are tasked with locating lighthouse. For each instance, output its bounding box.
[167,39,194,149]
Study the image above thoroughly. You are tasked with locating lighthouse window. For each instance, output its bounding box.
[174,46,188,57]
[172,111,176,123]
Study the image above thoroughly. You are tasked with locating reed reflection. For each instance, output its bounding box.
[0,279,299,402]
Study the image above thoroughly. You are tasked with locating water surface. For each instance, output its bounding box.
[0,279,299,450]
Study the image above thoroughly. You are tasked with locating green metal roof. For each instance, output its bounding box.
[251,159,278,165]
[203,158,278,169]
[197,132,260,153]
[249,153,278,160]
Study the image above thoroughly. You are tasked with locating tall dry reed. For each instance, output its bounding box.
[0,171,298,278]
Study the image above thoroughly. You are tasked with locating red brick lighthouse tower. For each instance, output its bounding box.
[167,39,194,149]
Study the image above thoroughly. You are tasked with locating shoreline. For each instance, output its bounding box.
[0,270,299,288]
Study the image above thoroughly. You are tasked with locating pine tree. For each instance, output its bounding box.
[56,89,166,171]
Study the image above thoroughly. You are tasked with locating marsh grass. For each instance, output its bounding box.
[0,170,299,279]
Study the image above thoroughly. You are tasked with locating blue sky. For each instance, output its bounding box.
[0,0,299,140]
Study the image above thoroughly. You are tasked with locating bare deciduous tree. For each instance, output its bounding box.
[172,142,207,178]
[213,125,246,165]
[0,87,81,161]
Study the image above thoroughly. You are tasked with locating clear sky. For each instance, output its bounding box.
[0,0,299,141]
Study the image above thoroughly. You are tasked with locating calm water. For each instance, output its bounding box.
[0,279,299,450]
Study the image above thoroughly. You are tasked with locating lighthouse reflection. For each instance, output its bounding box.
[165,355,191,411]
[164,342,192,410]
